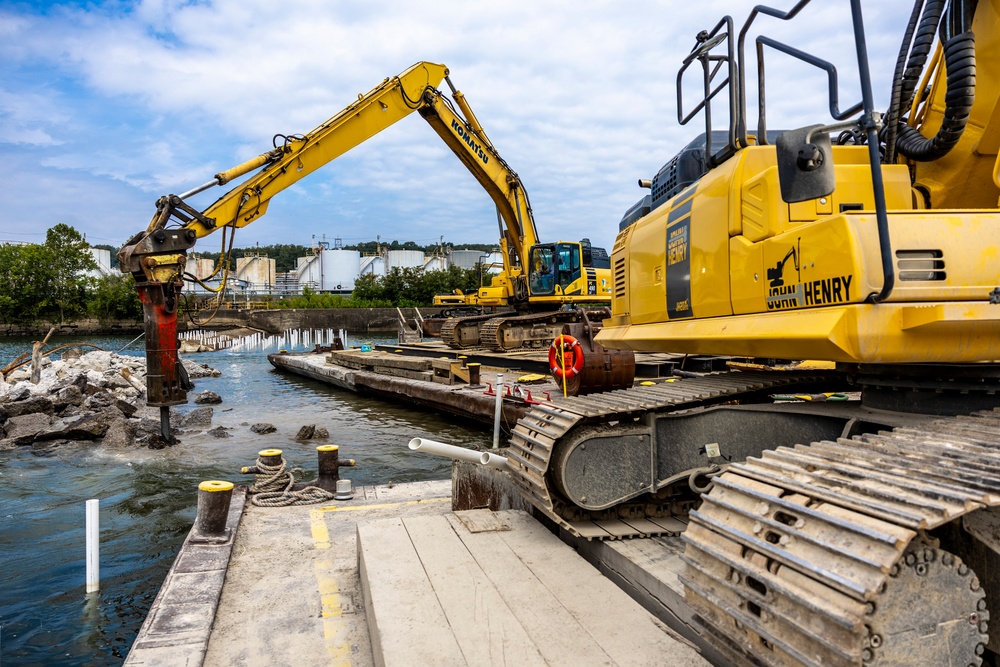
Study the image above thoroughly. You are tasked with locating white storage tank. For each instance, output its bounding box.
[296,254,320,291]
[182,257,218,294]
[187,257,216,280]
[449,249,482,269]
[423,255,448,272]
[319,248,360,292]
[87,248,114,277]
[482,251,505,272]
[386,250,425,270]
[359,255,385,278]
[236,255,276,293]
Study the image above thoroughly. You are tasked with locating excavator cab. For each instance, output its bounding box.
[527,242,584,296]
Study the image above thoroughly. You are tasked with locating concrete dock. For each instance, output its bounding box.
[128,478,717,666]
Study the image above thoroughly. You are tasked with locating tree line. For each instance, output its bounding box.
[0,225,491,324]
[274,265,486,309]
[0,224,143,324]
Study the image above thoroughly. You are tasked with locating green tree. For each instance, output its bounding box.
[88,274,143,323]
[0,243,56,323]
[345,265,487,307]
[350,273,384,302]
[44,224,98,322]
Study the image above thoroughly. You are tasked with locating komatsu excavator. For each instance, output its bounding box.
[506,0,1000,665]
[118,61,627,444]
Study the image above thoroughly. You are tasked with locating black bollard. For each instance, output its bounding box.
[194,480,234,539]
[312,445,356,492]
[467,362,481,386]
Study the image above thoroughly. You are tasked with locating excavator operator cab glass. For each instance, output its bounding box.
[555,243,581,288]
[529,243,581,296]
[529,245,556,295]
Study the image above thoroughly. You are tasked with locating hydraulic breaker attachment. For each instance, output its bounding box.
[118,224,198,442]
[136,279,193,441]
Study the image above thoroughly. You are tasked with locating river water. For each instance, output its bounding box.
[0,331,493,666]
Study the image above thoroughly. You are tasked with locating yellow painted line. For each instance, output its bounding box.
[317,497,450,513]
[312,533,352,665]
[310,508,331,550]
[308,495,449,665]
[314,560,342,618]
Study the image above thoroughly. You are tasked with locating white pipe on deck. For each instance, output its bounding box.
[408,438,505,467]
[479,451,509,470]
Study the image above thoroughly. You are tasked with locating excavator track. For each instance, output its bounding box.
[479,308,607,351]
[440,313,497,349]
[507,369,837,538]
[507,371,1000,666]
[681,410,1000,666]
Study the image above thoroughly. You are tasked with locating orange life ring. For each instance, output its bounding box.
[549,335,585,380]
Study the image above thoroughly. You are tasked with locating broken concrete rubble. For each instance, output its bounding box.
[0,350,221,450]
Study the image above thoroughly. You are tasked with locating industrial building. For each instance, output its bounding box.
[173,245,500,296]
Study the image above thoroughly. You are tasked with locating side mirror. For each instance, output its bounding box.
[776,125,835,203]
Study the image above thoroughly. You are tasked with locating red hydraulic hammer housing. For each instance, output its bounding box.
[118,225,198,439]
[136,279,192,407]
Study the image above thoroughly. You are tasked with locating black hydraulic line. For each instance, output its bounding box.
[883,0,928,163]
[898,0,946,114]
[896,0,976,162]
[850,0,894,304]
[895,31,976,161]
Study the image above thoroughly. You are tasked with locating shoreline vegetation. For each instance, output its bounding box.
[1,224,492,330]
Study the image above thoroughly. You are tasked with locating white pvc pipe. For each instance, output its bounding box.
[492,373,503,449]
[86,499,99,593]
[408,438,486,465]
[480,451,509,470]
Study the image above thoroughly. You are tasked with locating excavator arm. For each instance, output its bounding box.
[417,86,539,281]
[117,60,549,438]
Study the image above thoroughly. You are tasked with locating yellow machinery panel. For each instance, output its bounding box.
[601,140,1000,364]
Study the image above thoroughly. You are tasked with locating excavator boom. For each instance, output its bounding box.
[118,60,613,436]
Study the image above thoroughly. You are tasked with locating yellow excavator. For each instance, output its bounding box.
[508,0,1000,665]
[118,61,628,443]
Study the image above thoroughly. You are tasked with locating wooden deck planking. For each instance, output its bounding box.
[359,508,710,667]
[357,517,465,667]
[487,511,705,667]
[403,514,546,667]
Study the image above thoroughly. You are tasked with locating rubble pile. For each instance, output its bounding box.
[0,350,221,450]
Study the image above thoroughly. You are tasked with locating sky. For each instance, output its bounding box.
[0,0,908,255]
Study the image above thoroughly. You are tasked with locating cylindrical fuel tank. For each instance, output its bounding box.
[386,250,424,270]
[319,249,360,292]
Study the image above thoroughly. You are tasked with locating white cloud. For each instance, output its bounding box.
[0,0,912,251]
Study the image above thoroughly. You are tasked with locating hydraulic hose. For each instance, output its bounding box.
[896,30,976,161]
[896,0,978,162]
[899,1,947,117]
[883,0,931,162]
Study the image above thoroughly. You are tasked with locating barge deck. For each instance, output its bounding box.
[127,478,716,666]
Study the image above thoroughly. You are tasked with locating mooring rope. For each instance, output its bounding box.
[244,457,335,507]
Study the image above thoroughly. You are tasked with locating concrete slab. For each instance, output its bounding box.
[125,488,246,666]
[202,480,453,667]
[358,508,711,667]
[570,532,749,667]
